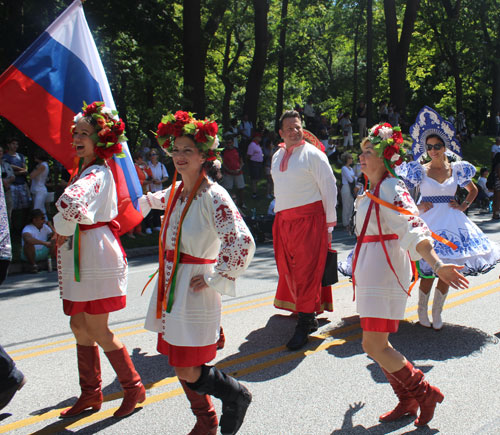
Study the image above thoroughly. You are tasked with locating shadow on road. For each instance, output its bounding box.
[327,319,498,365]
[215,313,330,382]
[330,401,440,434]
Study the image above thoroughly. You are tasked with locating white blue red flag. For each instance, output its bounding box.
[0,0,142,234]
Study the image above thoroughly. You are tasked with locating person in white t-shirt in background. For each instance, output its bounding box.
[339,112,354,148]
[21,208,56,273]
[147,149,169,232]
[491,137,500,163]
[30,150,50,215]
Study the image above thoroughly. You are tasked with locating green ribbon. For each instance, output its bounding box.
[73,224,81,282]
[416,261,435,279]
[165,229,182,313]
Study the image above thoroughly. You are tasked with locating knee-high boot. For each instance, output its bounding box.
[186,365,252,435]
[179,379,218,435]
[60,344,103,417]
[105,346,146,418]
[390,361,444,427]
[432,290,448,330]
[378,367,418,422]
[417,290,431,328]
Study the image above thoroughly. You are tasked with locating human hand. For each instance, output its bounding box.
[190,274,208,292]
[418,202,433,213]
[449,199,464,210]
[53,232,68,248]
[437,264,469,289]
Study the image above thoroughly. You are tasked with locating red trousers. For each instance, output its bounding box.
[273,201,333,314]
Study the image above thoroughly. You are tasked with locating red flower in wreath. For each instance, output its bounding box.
[112,119,126,135]
[383,144,400,160]
[175,111,191,123]
[98,128,118,144]
[392,130,403,144]
[95,143,122,160]
[83,102,99,116]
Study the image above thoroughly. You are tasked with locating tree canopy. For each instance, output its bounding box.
[1,0,499,152]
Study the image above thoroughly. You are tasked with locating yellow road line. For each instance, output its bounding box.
[11,277,500,361]
[3,284,499,434]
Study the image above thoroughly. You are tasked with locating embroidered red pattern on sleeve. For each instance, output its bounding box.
[212,189,252,277]
[57,171,102,223]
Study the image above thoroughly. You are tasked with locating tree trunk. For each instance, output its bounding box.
[275,0,289,132]
[183,0,205,116]
[366,0,374,126]
[491,60,500,133]
[352,3,363,119]
[243,0,270,126]
[383,0,420,119]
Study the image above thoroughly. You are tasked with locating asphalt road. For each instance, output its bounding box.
[0,209,499,435]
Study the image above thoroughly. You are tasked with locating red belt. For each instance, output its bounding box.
[165,250,216,264]
[80,220,127,261]
[358,234,398,243]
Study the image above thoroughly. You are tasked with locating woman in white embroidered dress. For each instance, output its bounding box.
[140,111,255,435]
[400,106,500,330]
[354,124,468,427]
[53,102,145,418]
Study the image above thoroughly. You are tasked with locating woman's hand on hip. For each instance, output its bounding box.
[437,264,469,289]
[418,202,433,213]
[190,274,208,292]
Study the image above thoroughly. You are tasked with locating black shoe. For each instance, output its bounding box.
[187,365,252,435]
[0,376,26,411]
[286,313,318,350]
[220,383,252,435]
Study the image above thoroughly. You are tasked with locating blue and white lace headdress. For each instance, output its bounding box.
[410,106,462,161]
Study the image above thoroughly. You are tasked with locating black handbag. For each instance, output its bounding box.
[322,249,338,286]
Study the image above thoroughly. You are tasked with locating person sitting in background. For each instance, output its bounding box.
[21,208,56,273]
[477,167,493,199]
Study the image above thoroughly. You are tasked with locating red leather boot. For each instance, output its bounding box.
[390,361,444,427]
[379,367,418,422]
[60,344,103,417]
[105,346,146,418]
[180,379,218,435]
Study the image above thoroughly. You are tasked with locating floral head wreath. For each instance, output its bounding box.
[156,111,221,162]
[72,101,127,160]
[367,122,406,175]
[409,106,462,161]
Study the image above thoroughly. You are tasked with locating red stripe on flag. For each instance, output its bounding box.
[108,158,143,235]
[0,66,76,169]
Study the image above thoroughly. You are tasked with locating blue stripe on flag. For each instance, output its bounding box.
[114,152,142,208]
[14,32,102,113]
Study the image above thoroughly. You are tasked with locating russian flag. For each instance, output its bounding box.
[0,0,142,234]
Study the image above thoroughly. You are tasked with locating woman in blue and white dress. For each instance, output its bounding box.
[400,106,500,330]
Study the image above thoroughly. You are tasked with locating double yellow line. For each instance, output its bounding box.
[2,278,499,434]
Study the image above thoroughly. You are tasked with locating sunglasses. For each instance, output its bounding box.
[426,144,444,151]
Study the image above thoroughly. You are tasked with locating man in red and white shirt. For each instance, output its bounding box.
[221,133,245,208]
[271,110,337,350]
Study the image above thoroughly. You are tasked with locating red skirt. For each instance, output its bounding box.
[157,334,217,367]
[273,201,333,313]
[360,317,399,333]
[63,295,126,316]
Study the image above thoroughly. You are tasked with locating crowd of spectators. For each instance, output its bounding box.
[1,102,497,274]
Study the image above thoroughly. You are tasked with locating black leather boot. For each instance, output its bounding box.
[187,365,252,435]
[286,312,318,350]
